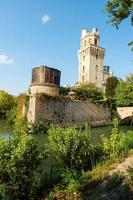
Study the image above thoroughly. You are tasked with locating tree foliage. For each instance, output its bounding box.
[59,86,71,96]
[105,0,133,50]
[0,134,44,200]
[115,76,133,106]
[105,0,133,27]
[105,76,119,98]
[126,73,133,83]
[73,83,103,102]
[0,91,16,116]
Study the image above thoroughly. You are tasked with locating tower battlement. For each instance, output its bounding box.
[78,27,111,91]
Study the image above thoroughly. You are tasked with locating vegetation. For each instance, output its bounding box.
[0,115,133,199]
[46,126,103,171]
[72,83,103,102]
[31,120,50,134]
[105,76,119,98]
[115,78,133,106]
[0,90,16,117]
[105,0,133,50]
[45,118,133,199]
[0,133,44,200]
[59,86,71,96]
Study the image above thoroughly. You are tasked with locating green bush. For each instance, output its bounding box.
[72,83,103,102]
[0,134,44,200]
[101,117,120,160]
[105,172,124,191]
[6,106,17,125]
[46,126,102,171]
[59,169,81,192]
[14,117,29,134]
[128,167,133,184]
[119,131,133,153]
[59,86,71,96]
[0,185,10,200]
[31,120,50,134]
[0,90,17,117]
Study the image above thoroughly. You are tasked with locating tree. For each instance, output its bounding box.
[105,0,133,27]
[126,73,133,83]
[0,134,44,200]
[105,0,133,49]
[115,78,133,106]
[59,86,71,96]
[73,83,103,102]
[105,76,119,98]
[0,90,16,116]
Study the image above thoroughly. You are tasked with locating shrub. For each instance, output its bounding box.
[0,185,10,200]
[0,134,44,200]
[59,169,81,192]
[31,120,50,134]
[119,131,133,153]
[101,117,120,160]
[105,172,124,191]
[128,167,133,184]
[46,126,102,171]
[14,117,29,134]
[59,86,71,96]
[72,83,103,102]
[0,90,16,117]
[6,106,17,125]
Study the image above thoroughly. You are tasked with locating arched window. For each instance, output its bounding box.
[82,76,84,82]
[96,65,98,71]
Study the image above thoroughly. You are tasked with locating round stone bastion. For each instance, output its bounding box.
[30,65,61,96]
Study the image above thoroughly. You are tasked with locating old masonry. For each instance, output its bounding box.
[27,27,111,126]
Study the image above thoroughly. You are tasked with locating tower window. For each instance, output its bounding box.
[96,65,98,71]
[83,56,85,61]
[96,49,99,59]
[84,40,86,47]
[95,38,97,45]
[82,76,84,82]
[83,66,85,73]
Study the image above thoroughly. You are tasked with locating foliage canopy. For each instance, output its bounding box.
[105,76,119,98]
[73,83,103,101]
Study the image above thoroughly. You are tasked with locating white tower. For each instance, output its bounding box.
[78,27,105,90]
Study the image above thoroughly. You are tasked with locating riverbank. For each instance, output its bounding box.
[46,151,133,200]
[0,118,133,200]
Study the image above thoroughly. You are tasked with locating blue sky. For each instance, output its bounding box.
[0,0,132,95]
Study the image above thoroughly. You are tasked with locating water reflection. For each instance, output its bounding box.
[0,119,12,138]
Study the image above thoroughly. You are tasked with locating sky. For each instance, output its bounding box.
[0,0,132,95]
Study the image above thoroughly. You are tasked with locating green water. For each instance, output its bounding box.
[0,119,132,143]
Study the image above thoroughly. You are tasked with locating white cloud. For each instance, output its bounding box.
[0,54,14,64]
[42,14,51,24]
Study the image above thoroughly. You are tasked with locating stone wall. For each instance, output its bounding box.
[30,84,59,96]
[27,94,111,127]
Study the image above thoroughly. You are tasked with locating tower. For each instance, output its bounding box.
[78,27,106,90]
[30,65,61,96]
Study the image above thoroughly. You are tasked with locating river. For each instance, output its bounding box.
[0,119,132,175]
[0,119,133,143]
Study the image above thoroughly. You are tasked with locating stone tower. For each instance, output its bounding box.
[30,65,61,96]
[78,27,110,90]
[27,66,61,124]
